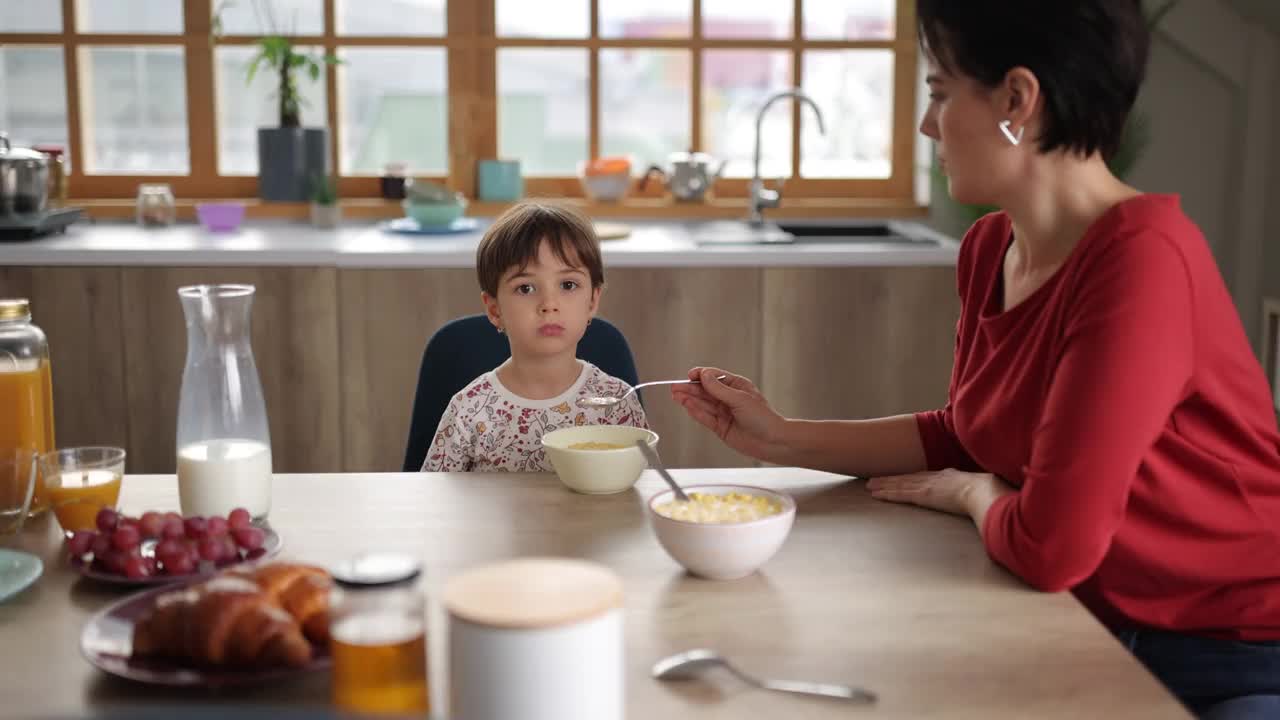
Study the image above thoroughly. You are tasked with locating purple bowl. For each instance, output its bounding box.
[195,202,245,233]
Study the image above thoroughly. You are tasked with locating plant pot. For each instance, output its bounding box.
[309,202,341,229]
[257,127,329,202]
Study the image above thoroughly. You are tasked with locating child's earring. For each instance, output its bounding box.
[495,325,504,335]
[999,120,1024,146]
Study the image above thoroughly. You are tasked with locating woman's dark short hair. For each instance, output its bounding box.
[476,202,604,296]
[918,0,1150,160]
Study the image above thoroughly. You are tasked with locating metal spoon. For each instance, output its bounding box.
[652,648,876,704]
[577,375,727,410]
[635,440,690,503]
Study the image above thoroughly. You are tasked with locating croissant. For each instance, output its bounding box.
[132,575,313,668]
[230,563,332,645]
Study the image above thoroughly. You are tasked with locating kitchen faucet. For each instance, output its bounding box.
[748,88,826,226]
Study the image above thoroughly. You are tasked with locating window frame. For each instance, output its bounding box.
[0,0,921,216]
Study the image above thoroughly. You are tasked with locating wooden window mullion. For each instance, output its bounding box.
[185,0,215,189]
[60,0,85,182]
[690,0,702,152]
[588,0,600,161]
[791,0,803,179]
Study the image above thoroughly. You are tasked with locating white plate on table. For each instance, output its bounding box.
[0,548,43,602]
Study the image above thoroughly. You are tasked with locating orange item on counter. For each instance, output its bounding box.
[583,156,631,176]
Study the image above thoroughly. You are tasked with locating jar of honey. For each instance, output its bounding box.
[329,552,430,716]
[0,299,56,517]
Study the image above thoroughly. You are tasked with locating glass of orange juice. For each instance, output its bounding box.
[38,447,125,535]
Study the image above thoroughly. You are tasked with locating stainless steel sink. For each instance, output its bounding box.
[689,220,941,247]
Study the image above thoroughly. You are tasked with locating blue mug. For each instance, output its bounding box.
[477,160,523,202]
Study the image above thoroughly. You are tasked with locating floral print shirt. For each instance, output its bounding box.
[422,361,649,472]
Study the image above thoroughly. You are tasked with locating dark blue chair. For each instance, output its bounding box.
[402,314,640,472]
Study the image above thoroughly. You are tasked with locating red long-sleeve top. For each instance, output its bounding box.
[916,194,1280,640]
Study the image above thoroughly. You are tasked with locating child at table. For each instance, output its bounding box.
[422,202,648,472]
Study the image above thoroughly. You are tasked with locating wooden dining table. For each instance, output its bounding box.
[0,468,1190,719]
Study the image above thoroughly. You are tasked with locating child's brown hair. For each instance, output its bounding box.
[475,203,604,296]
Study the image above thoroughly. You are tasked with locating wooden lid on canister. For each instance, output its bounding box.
[444,557,623,630]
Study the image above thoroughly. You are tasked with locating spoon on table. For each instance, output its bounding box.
[635,440,691,503]
[577,375,728,410]
[652,648,877,704]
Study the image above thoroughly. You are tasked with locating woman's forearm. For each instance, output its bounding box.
[771,414,930,477]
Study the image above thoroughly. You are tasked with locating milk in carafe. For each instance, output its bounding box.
[177,438,272,518]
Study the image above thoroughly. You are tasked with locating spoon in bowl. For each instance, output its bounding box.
[635,440,690,502]
[577,375,728,410]
[652,648,876,704]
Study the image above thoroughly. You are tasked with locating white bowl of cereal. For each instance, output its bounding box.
[541,425,660,495]
[646,484,796,580]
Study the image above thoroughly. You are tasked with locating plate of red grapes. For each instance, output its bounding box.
[66,507,281,587]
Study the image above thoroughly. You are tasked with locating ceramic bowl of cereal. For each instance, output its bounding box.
[541,426,660,495]
[647,485,796,580]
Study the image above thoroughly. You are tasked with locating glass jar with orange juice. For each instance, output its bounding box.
[330,553,430,716]
[39,447,124,534]
[0,299,55,516]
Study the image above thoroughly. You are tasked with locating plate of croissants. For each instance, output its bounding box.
[80,562,332,686]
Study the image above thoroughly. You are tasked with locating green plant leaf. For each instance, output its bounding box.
[308,61,320,83]
[246,52,266,85]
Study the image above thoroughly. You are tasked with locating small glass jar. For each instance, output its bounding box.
[33,145,67,208]
[136,183,176,227]
[329,552,430,716]
[0,299,56,517]
[380,161,410,200]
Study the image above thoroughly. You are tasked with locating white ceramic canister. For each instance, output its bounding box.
[445,557,624,720]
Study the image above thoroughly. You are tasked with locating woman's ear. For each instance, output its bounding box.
[481,291,502,332]
[1000,66,1041,131]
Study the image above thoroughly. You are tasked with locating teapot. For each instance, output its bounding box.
[640,151,727,202]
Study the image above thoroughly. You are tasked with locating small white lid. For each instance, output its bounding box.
[444,557,622,630]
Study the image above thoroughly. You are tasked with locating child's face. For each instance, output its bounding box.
[482,239,601,359]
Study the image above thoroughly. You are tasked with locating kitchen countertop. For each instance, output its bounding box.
[0,218,959,268]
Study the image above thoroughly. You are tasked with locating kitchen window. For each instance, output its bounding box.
[0,0,920,216]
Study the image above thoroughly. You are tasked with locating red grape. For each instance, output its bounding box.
[67,531,95,557]
[143,557,159,575]
[90,533,112,559]
[183,517,207,539]
[197,538,223,563]
[138,512,164,539]
[103,550,129,575]
[221,535,239,560]
[231,527,265,551]
[155,538,183,559]
[163,511,183,524]
[95,508,119,533]
[205,516,229,537]
[245,547,267,560]
[165,552,195,575]
[111,525,141,552]
[161,518,185,540]
[227,508,252,530]
[124,555,150,579]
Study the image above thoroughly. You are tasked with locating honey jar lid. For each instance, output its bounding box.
[444,557,623,630]
[0,299,31,322]
[332,552,421,588]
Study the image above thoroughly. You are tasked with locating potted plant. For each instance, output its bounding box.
[309,174,341,228]
[214,1,340,202]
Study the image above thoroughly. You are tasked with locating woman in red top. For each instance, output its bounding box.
[673,1,1280,717]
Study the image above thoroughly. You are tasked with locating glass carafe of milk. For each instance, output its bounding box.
[175,285,272,519]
